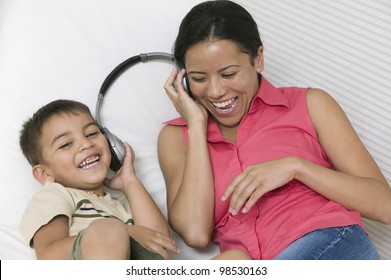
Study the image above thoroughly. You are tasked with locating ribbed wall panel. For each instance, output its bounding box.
[239,0,391,259]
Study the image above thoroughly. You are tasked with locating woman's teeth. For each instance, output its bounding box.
[211,97,237,112]
[79,155,99,170]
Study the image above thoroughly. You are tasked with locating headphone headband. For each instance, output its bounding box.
[95,52,174,124]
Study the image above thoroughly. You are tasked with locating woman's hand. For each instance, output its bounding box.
[222,156,299,215]
[127,225,180,260]
[164,67,208,127]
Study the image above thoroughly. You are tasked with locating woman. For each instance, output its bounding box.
[158,0,391,259]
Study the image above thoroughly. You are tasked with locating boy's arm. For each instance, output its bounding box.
[33,215,75,259]
[122,176,169,236]
[105,142,170,236]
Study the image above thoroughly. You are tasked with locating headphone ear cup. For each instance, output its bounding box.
[183,74,193,98]
[99,127,125,171]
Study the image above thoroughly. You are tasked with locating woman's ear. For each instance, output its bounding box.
[255,45,264,73]
[32,165,54,185]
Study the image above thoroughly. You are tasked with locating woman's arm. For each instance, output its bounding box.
[157,68,215,247]
[223,89,391,224]
[158,124,215,247]
[303,88,391,223]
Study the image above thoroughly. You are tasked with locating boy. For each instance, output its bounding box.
[19,99,179,260]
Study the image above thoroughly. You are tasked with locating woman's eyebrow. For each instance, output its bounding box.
[187,64,240,75]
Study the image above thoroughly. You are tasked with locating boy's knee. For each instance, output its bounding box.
[83,219,129,247]
[80,219,130,259]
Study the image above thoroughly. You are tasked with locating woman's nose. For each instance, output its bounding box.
[208,78,226,99]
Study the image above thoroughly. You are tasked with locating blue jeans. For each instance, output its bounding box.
[274,225,379,260]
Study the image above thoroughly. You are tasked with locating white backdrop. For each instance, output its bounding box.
[0,0,390,259]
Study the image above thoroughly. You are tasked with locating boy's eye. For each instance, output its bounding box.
[58,142,72,149]
[86,131,100,138]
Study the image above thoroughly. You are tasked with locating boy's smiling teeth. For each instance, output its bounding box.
[79,155,100,170]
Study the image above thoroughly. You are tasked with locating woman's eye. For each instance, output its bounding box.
[191,76,206,83]
[222,72,236,78]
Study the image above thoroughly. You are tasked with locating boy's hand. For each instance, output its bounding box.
[104,142,137,192]
[127,225,180,260]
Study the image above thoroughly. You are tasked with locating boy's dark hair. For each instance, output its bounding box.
[19,99,95,166]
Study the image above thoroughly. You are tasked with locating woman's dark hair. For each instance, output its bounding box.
[174,0,263,66]
[19,99,94,166]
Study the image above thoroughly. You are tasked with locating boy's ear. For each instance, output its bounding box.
[32,165,54,185]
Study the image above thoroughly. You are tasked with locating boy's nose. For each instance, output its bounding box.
[79,138,94,151]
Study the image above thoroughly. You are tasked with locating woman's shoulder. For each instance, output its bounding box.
[305,88,349,134]
[306,88,341,113]
[158,123,185,151]
[159,122,184,138]
[307,87,332,99]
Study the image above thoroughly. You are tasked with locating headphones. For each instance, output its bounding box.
[175,61,191,96]
[95,52,175,171]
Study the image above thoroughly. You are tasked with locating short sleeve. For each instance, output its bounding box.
[19,182,75,247]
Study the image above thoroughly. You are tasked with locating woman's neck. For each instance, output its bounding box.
[219,124,238,144]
